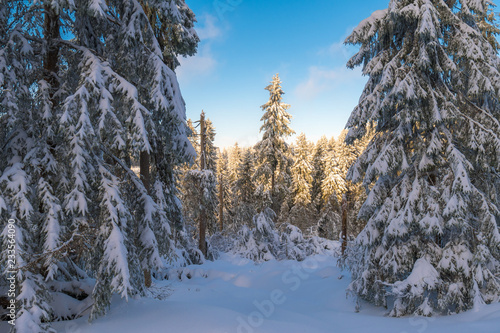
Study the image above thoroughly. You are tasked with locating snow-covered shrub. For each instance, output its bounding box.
[232,210,281,262]
[207,232,232,258]
[233,211,341,262]
[305,236,341,257]
[233,225,262,262]
[281,224,308,261]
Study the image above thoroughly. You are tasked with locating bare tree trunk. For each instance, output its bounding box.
[199,111,207,257]
[40,4,60,280]
[43,4,60,105]
[140,151,152,288]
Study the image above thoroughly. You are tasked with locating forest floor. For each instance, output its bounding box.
[4,253,500,332]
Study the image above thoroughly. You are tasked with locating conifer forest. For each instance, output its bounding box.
[1,1,500,332]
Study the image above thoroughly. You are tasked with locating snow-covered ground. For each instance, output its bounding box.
[5,254,500,333]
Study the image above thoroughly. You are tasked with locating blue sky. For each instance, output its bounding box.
[178,0,390,148]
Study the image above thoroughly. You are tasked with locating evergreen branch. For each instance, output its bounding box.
[99,144,149,195]
[458,93,500,129]
[454,107,500,143]
[12,232,91,273]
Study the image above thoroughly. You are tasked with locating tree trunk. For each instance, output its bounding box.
[140,151,152,288]
[140,151,150,192]
[40,4,60,280]
[341,193,348,256]
[271,170,275,211]
[199,111,207,257]
[219,173,223,232]
[43,4,60,105]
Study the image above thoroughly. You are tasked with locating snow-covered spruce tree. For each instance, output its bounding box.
[311,136,329,214]
[0,0,198,329]
[289,133,316,233]
[476,1,500,51]
[228,142,243,186]
[232,149,257,228]
[318,135,346,240]
[204,119,218,172]
[183,170,218,256]
[321,128,375,240]
[234,209,281,262]
[281,223,308,261]
[254,74,295,214]
[182,113,219,258]
[168,117,207,265]
[316,198,341,240]
[343,0,500,316]
[216,149,233,232]
[321,136,346,207]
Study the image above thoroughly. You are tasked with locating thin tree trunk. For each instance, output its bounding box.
[43,4,60,155]
[271,170,275,211]
[219,173,223,232]
[341,193,348,256]
[140,151,152,288]
[199,111,207,257]
[44,4,60,105]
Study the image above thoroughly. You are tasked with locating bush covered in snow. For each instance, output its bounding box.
[232,210,340,263]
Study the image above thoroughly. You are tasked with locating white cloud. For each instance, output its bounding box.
[196,15,222,40]
[318,26,358,62]
[177,15,223,83]
[177,48,216,80]
[295,66,363,100]
[215,132,261,149]
[294,28,364,101]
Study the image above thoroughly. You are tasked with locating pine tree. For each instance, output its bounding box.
[343,0,500,316]
[186,119,199,156]
[205,118,218,172]
[216,149,233,232]
[320,128,375,241]
[319,133,354,241]
[228,143,243,186]
[0,1,198,329]
[311,136,329,214]
[232,149,257,228]
[254,74,295,214]
[182,112,219,257]
[475,1,500,51]
[291,133,313,206]
[289,133,316,233]
[316,198,341,240]
[234,209,281,262]
[139,0,198,70]
[322,136,346,205]
[183,169,218,252]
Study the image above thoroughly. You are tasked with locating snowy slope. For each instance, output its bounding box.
[4,254,499,333]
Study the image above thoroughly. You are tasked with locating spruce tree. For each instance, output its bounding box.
[0,1,198,329]
[182,113,219,256]
[344,0,500,316]
[320,128,375,240]
[228,143,243,186]
[204,119,218,172]
[233,150,257,228]
[254,74,295,214]
[311,136,329,214]
[475,1,500,51]
[289,133,315,233]
[291,133,313,206]
[216,149,233,232]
